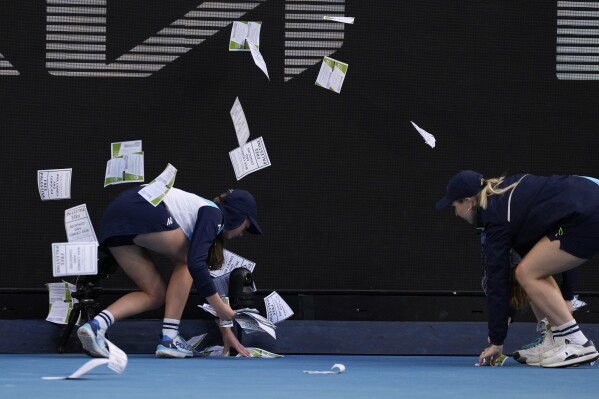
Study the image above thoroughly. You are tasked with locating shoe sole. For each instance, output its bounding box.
[541,351,599,368]
[156,345,193,359]
[77,326,109,358]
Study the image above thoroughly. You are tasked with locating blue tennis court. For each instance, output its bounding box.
[1,354,598,399]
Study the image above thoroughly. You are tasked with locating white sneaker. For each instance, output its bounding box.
[512,327,556,366]
[155,334,194,358]
[77,322,109,358]
[540,340,599,368]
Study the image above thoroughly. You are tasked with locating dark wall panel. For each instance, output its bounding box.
[2,1,599,293]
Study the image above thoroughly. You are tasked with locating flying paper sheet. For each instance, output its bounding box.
[264,291,294,324]
[38,168,72,200]
[410,121,436,148]
[315,57,348,94]
[51,242,98,277]
[323,16,355,24]
[230,97,250,149]
[248,40,270,80]
[229,136,271,180]
[104,140,144,187]
[138,163,177,206]
[65,204,98,243]
[229,21,261,50]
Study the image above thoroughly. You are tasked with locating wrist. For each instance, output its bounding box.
[490,344,503,352]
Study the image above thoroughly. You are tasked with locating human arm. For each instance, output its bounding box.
[482,223,513,346]
[219,325,251,357]
[187,207,235,321]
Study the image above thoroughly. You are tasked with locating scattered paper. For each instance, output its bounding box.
[104,140,144,187]
[51,242,98,277]
[410,121,436,148]
[199,345,282,358]
[475,354,507,367]
[43,358,109,380]
[42,338,127,380]
[230,97,250,149]
[45,281,78,325]
[210,249,256,296]
[198,305,276,338]
[303,364,346,374]
[264,291,294,324]
[229,136,271,180]
[315,57,348,94]
[323,16,355,24]
[229,21,261,50]
[138,163,177,206]
[106,339,128,373]
[38,168,72,200]
[248,41,270,80]
[65,204,98,243]
[186,333,207,349]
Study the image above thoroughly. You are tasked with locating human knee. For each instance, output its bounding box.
[514,265,531,287]
[145,283,166,309]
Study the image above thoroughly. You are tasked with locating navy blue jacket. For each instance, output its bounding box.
[477,174,599,345]
[187,206,223,298]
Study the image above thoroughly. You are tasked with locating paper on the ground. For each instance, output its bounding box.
[303,364,346,374]
[138,163,177,206]
[229,21,261,50]
[42,358,110,380]
[229,136,271,180]
[475,354,507,367]
[38,168,72,200]
[315,57,348,94]
[105,339,128,373]
[410,121,436,148]
[52,242,98,277]
[210,250,256,296]
[323,16,355,24]
[186,333,207,349]
[104,140,144,187]
[248,41,270,80]
[199,345,282,358]
[42,339,127,379]
[65,204,97,243]
[264,291,294,324]
[45,281,77,324]
[230,97,250,149]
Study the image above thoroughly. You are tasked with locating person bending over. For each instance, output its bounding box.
[78,186,261,358]
[437,170,599,368]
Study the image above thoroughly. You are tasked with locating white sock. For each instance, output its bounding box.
[93,310,115,331]
[162,318,180,339]
[551,320,587,345]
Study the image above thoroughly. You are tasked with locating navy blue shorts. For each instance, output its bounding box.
[99,186,180,248]
[547,205,599,259]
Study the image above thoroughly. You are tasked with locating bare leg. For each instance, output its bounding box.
[515,237,586,327]
[528,276,560,322]
[133,229,191,320]
[105,245,166,320]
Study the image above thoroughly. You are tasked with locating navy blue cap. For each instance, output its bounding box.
[436,170,483,209]
[220,189,262,234]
